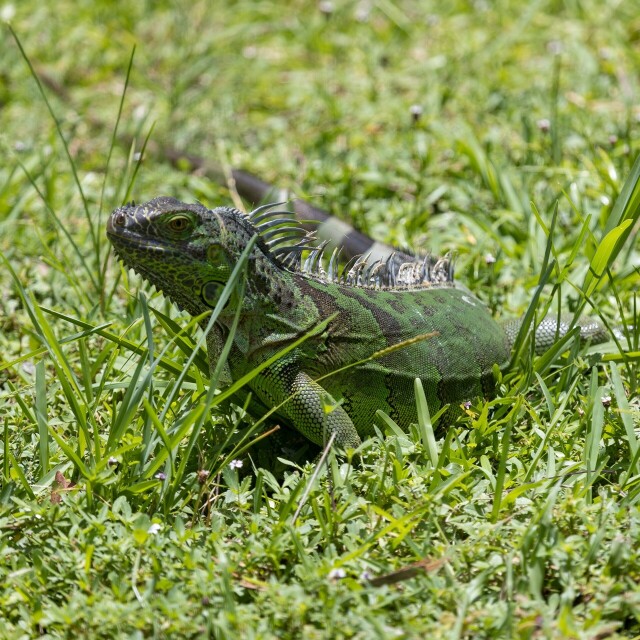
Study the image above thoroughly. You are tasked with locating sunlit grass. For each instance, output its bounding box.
[0,1,639,637]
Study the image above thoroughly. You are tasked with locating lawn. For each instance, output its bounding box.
[1,1,639,637]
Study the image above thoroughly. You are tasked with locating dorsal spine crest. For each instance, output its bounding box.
[245,202,454,290]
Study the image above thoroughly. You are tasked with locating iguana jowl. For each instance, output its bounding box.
[107,196,608,449]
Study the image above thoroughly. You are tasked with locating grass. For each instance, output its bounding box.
[1,0,639,637]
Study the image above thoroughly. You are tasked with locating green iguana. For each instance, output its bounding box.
[107,192,610,450]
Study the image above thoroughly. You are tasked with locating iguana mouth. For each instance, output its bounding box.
[107,231,170,253]
[107,216,174,254]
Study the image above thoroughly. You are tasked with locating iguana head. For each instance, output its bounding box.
[107,196,279,317]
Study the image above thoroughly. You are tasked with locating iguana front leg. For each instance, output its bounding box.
[253,366,362,450]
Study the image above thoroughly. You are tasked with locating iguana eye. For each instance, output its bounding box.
[167,214,193,232]
[201,281,224,307]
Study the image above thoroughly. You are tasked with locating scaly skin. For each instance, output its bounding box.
[107,196,608,449]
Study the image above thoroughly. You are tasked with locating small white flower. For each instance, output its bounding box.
[409,104,423,122]
[355,1,370,22]
[133,104,147,121]
[1,4,16,21]
[147,523,162,535]
[229,459,243,469]
[537,118,551,133]
[328,568,346,580]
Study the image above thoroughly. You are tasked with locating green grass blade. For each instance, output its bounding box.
[7,451,36,499]
[584,219,633,298]
[13,158,99,293]
[581,151,640,298]
[413,378,438,467]
[149,308,210,375]
[610,363,639,467]
[586,383,605,494]
[9,27,94,261]
[35,359,49,479]
[491,416,514,522]
[98,45,136,254]
[40,307,190,378]
[603,150,640,234]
